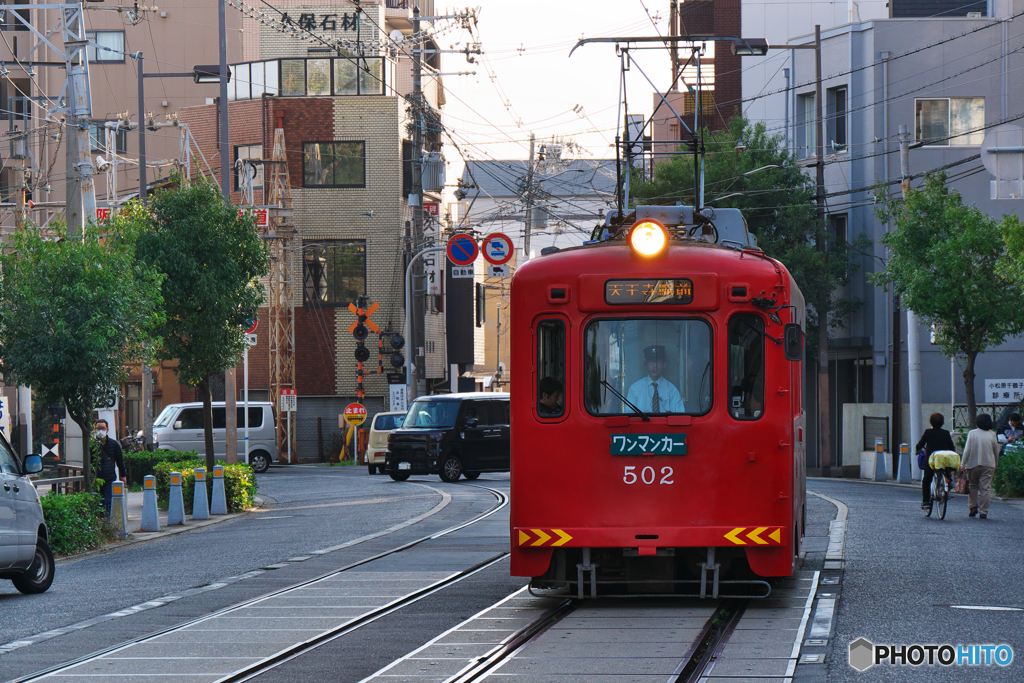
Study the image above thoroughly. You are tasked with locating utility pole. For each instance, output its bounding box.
[64,5,96,237]
[218,0,237,463]
[12,131,27,230]
[410,6,424,400]
[900,124,919,477]
[812,25,831,478]
[522,133,536,262]
[669,1,679,88]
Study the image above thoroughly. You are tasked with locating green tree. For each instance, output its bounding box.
[632,117,866,349]
[133,179,270,471]
[874,172,1024,427]
[0,223,163,489]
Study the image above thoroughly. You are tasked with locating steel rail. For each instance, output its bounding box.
[10,484,509,683]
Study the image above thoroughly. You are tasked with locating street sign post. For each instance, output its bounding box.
[451,266,475,279]
[280,389,297,464]
[388,373,407,412]
[481,232,513,266]
[246,316,259,334]
[447,233,479,266]
[342,403,367,426]
[487,265,509,278]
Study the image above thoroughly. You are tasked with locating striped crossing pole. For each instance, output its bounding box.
[192,468,210,520]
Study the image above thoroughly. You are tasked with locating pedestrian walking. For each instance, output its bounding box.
[916,412,957,510]
[94,418,128,517]
[961,413,1001,519]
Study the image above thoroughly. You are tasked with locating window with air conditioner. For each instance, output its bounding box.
[915,98,984,146]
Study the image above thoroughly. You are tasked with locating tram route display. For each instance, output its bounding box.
[605,278,694,305]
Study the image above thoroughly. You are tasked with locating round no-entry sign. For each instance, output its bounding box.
[245,316,259,334]
[481,232,513,265]
[343,403,367,426]
[447,233,479,266]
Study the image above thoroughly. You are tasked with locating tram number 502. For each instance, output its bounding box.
[623,465,674,485]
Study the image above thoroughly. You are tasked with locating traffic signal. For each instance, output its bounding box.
[390,352,405,368]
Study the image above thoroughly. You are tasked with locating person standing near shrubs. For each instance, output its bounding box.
[916,412,957,510]
[961,413,1001,519]
[93,418,127,516]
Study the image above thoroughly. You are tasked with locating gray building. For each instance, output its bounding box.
[770,1,1024,467]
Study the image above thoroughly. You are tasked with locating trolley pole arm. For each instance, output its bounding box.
[405,246,446,401]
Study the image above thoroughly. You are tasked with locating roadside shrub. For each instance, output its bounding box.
[153,459,258,513]
[994,443,1024,497]
[124,450,199,486]
[40,492,105,556]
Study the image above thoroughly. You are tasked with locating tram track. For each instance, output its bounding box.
[9,484,509,683]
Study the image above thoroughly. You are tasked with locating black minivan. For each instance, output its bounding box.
[384,393,510,482]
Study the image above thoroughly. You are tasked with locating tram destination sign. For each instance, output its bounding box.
[611,434,687,455]
[605,278,693,305]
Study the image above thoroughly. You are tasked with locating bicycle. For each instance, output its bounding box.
[925,467,956,519]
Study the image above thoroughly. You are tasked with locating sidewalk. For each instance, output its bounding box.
[808,476,1024,508]
[37,485,266,561]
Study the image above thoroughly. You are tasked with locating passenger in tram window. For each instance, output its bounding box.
[538,377,564,417]
[625,345,685,413]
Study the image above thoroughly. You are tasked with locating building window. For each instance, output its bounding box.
[90,122,127,155]
[827,86,847,152]
[235,144,264,191]
[303,141,365,187]
[86,31,125,63]
[915,98,984,146]
[0,78,30,121]
[797,93,816,158]
[281,59,305,96]
[306,58,330,96]
[302,240,366,307]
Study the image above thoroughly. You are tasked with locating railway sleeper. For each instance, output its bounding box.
[531,546,772,599]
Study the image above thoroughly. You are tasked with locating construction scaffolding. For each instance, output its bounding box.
[266,127,296,463]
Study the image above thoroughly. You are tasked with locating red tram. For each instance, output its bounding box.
[509,206,806,598]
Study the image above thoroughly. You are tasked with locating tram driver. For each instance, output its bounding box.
[625,344,685,413]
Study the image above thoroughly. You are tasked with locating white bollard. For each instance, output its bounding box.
[141,475,160,532]
[110,480,128,539]
[873,439,887,482]
[210,465,227,515]
[167,471,186,525]
[192,468,210,520]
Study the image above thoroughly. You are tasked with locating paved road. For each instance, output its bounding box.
[812,480,1024,681]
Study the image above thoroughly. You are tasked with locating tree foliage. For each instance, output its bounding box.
[132,178,269,469]
[873,172,1024,426]
[0,222,163,487]
[631,117,867,349]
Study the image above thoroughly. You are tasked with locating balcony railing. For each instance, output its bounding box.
[385,0,408,8]
[228,57,395,102]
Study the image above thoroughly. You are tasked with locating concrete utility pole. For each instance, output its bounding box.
[219,0,237,463]
[12,131,27,230]
[812,25,831,477]
[410,6,425,400]
[669,1,679,88]
[64,5,96,237]
[522,133,536,262]
[900,124,922,477]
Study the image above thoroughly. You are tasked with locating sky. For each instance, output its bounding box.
[440,0,672,163]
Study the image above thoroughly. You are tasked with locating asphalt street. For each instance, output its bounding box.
[815,479,1024,681]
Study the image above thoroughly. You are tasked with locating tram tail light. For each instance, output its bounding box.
[629,220,668,257]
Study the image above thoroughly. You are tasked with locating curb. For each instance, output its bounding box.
[55,495,270,566]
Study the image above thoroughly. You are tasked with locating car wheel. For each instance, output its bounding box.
[389,473,410,481]
[439,456,463,482]
[463,471,480,480]
[367,463,376,475]
[12,538,55,594]
[249,451,270,474]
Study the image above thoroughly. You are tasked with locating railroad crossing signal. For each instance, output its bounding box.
[349,296,380,401]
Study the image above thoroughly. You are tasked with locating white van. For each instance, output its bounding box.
[152,402,278,473]
[0,431,54,594]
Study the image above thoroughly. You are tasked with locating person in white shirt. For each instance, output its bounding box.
[625,345,685,413]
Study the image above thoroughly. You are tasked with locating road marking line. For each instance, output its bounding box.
[951,605,1024,611]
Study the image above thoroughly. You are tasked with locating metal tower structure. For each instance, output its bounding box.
[267,127,296,463]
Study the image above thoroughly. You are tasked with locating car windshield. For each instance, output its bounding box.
[584,318,713,416]
[375,413,406,431]
[402,400,459,428]
[153,406,177,428]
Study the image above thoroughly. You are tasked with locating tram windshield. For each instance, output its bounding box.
[584,319,712,416]
[402,399,460,429]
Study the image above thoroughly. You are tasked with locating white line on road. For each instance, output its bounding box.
[951,605,1024,611]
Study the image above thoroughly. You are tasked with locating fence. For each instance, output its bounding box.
[952,402,1024,431]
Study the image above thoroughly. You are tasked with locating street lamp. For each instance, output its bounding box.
[192,64,232,84]
[730,38,769,56]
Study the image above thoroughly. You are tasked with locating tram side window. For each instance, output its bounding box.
[728,314,765,420]
[537,320,565,418]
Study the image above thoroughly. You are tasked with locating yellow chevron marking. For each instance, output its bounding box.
[769,528,782,544]
[530,529,551,546]
[518,530,531,546]
[551,529,573,546]
[724,527,746,545]
[747,527,770,545]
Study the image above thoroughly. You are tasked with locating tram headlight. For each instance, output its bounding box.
[628,220,668,257]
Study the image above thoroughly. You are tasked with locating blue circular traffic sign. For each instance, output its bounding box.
[447,233,479,266]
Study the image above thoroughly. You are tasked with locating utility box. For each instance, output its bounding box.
[422,152,446,192]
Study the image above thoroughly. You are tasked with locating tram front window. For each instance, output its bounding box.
[584,319,712,416]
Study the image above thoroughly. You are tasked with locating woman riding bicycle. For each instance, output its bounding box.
[916,412,957,510]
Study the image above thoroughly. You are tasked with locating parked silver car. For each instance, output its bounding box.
[152,402,278,473]
[0,431,54,594]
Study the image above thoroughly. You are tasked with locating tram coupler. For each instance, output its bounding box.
[576,547,598,599]
[699,547,721,599]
